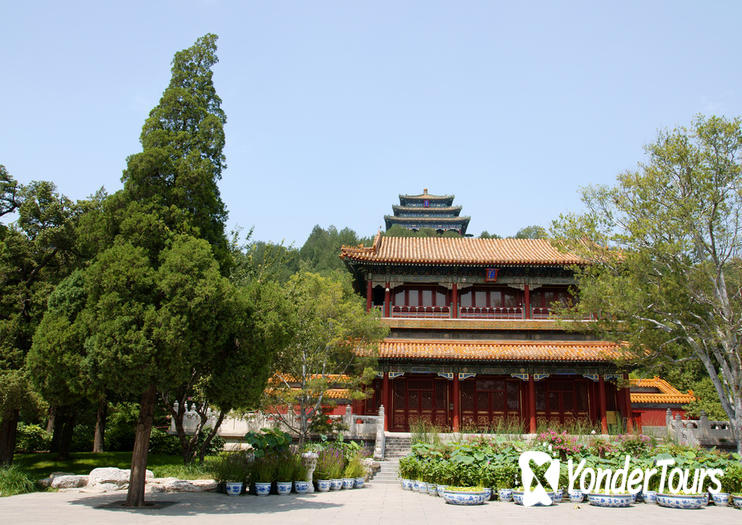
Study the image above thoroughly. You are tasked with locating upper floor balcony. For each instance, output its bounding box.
[367,284,592,321]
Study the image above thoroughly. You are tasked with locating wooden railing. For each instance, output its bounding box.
[390,305,450,318]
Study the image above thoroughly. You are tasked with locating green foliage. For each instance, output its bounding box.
[0,466,36,497]
[292,454,307,482]
[243,428,291,458]
[274,453,296,482]
[314,447,345,480]
[148,428,181,456]
[252,456,276,483]
[14,424,51,453]
[211,453,250,483]
[265,271,387,444]
[514,225,548,239]
[552,115,742,452]
[103,403,139,452]
[410,419,443,445]
[478,230,501,239]
[300,225,373,274]
[343,453,365,478]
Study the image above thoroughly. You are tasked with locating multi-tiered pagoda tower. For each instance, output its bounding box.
[384,189,470,235]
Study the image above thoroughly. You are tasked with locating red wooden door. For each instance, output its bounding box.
[460,377,522,430]
[391,377,449,431]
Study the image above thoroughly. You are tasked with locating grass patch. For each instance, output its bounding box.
[14,452,218,480]
[0,466,37,497]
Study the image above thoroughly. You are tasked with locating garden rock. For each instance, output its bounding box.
[88,467,154,488]
[149,478,217,493]
[50,475,89,489]
[38,472,75,488]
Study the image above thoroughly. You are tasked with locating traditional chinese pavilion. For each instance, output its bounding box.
[384,189,471,235]
[341,234,636,433]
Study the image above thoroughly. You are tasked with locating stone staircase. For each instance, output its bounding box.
[371,434,411,485]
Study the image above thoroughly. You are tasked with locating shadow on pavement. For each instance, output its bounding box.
[68,491,344,515]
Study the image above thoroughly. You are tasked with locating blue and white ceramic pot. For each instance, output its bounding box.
[569,490,584,503]
[354,477,365,488]
[643,490,657,504]
[343,478,354,490]
[655,494,707,509]
[276,481,292,495]
[294,481,310,494]
[442,489,489,505]
[315,479,331,492]
[588,493,633,507]
[427,482,438,496]
[512,491,524,505]
[414,480,427,493]
[711,492,730,506]
[483,487,493,500]
[437,484,446,497]
[225,481,243,496]
[401,479,413,490]
[330,479,343,491]
[732,494,742,509]
[255,482,272,496]
[498,488,513,502]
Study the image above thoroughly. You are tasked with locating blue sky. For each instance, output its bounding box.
[2,1,741,245]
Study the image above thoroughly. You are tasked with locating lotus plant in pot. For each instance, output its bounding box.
[253,457,275,496]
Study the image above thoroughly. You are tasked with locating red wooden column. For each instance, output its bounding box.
[524,284,530,319]
[528,375,536,433]
[452,373,461,432]
[384,283,391,317]
[451,283,458,318]
[599,375,608,434]
[366,280,372,312]
[382,372,390,430]
[624,373,634,432]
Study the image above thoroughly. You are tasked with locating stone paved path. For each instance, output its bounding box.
[1,483,740,525]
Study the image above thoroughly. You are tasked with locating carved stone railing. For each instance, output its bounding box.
[666,409,736,449]
[168,402,384,453]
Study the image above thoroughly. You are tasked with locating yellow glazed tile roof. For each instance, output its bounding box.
[340,234,584,266]
[370,338,624,362]
[630,377,696,404]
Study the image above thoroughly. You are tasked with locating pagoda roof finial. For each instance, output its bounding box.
[424,188,428,194]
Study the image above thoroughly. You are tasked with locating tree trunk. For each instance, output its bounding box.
[93,396,107,453]
[57,409,76,460]
[46,406,56,434]
[197,410,225,463]
[126,384,156,507]
[0,410,19,466]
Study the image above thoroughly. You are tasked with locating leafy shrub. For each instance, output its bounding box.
[149,428,181,455]
[104,403,139,451]
[15,423,51,453]
[0,466,36,497]
[70,424,94,452]
[721,462,742,494]
[243,428,291,457]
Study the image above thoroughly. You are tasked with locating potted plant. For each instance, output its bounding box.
[275,454,294,495]
[313,448,336,492]
[213,453,248,496]
[253,457,274,496]
[344,454,365,488]
[441,486,489,506]
[398,456,416,490]
[293,454,310,494]
[588,488,633,508]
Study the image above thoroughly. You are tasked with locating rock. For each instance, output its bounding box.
[51,475,89,489]
[39,472,76,488]
[148,477,217,493]
[88,467,130,487]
